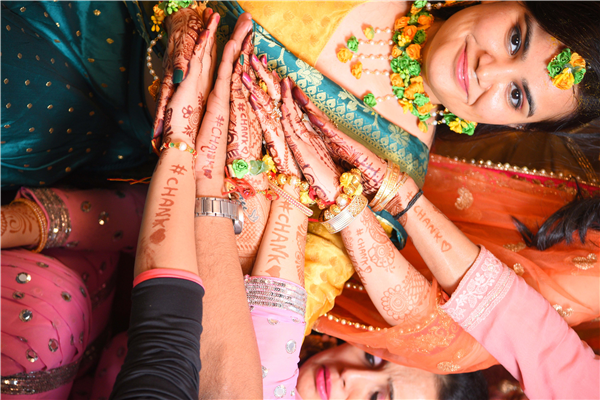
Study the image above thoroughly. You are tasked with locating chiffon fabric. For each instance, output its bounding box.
[1,186,146,398]
[312,156,600,374]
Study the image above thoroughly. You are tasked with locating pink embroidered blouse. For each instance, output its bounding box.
[441,246,600,399]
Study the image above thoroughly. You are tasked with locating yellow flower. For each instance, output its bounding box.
[418,120,428,133]
[404,25,417,41]
[398,99,412,114]
[339,172,354,188]
[390,73,404,87]
[337,48,353,63]
[391,46,403,58]
[404,76,424,99]
[363,26,375,40]
[448,119,470,134]
[153,4,165,19]
[262,154,277,173]
[395,17,409,31]
[417,102,434,115]
[351,61,363,79]
[406,44,421,60]
[552,68,575,90]
[570,52,586,68]
[299,191,314,206]
[397,34,412,47]
[417,14,434,29]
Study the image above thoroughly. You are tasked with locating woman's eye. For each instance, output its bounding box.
[364,352,384,368]
[370,392,380,400]
[509,83,523,109]
[509,26,521,55]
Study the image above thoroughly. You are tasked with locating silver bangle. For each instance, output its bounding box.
[321,194,368,234]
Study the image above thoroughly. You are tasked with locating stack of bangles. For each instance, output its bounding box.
[10,198,48,253]
[369,160,408,212]
[320,169,368,234]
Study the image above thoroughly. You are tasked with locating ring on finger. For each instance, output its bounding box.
[258,79,268,93]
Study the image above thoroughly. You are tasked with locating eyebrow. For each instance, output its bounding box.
[522,14,536,118]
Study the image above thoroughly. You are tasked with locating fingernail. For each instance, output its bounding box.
[280,79,288,97]
[173,69,184,84]
[251,54,259,64]
[248,93,259,110]
[214,13,220,24]
[260,55,268,66]
[242,72,252,85]
[307,112,324,128]
[239,53,245,65]
[292,86,308,106]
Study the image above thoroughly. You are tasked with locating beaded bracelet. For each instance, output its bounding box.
[10,198,48,253]
[322,169,363,221]
[267,181,313,217]
[159,141,197,157]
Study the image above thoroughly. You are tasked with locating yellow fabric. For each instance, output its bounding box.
[238,1,367,66]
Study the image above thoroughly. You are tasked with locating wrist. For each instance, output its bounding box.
[385,177,419,216]
[195,178,226,198]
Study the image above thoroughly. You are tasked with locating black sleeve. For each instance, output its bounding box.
[110,277,204,400]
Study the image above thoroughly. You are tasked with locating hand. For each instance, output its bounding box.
[226,19,272,273]
[292,86,387,196]
[195,14,253,197]
[279,78,342,203]
[243,59,300,177]
[153,7,217,142]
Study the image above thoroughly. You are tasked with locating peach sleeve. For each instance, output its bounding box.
[441,246,600,400]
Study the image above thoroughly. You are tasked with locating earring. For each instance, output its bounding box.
[431,108,477,136]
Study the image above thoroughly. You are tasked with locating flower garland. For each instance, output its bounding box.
[337,0,477,135]
[151,1,199,35]
[547,48,586,90]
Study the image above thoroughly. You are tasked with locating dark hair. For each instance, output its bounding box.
[437,371,489,400]
[512,183,600,250]
[433,2,600,249]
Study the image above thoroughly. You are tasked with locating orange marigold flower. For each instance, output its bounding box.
[351,61,363,79]
[404,77,424,99]
[406,44,421,60]
[390,73,404,87]
[411,5,422,14]
[395,17,410,31]
[391,46,403,58]
[418,120,428,133]
[570,52,586,68]
[417,102,435,115]
[337,48,353,63]
[417,14,434,29]
[404,25,417,41]
[552,68,575,90]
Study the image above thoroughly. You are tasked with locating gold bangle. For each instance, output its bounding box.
[11,198,48,253]
[379,172,408,210]
[370,161,401,212]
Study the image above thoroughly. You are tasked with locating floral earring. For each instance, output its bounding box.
[431,108,477,136]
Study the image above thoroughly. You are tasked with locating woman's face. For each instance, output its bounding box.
[423,2,577,126]
[297,343,439,399]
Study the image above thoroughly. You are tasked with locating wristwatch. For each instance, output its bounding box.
[195,197,243,235]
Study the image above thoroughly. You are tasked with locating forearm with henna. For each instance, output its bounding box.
[252,184,308,287]
[386,177,480,294]
[0,203,41,249]
[341,209,430,326]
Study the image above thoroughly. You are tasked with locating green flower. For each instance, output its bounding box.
[392,86,405,99]
[461,123,476,136]
[407,59,421,76]
[413,29,426,45]
[392,31,402,45]
[363,93,377,107]
[413,93,429,107]
[249,160,269,175]
[573,68,586,84]
[231,159,250,179]
[555,49,571,65]
[414,0,428,8]
[547,60,563,77]
[347,36,359,52]
[409,13,419,24]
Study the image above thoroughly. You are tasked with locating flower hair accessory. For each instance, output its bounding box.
[547,48,586,90]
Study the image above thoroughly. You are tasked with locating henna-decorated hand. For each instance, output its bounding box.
[153,7,218,142]
[243,60,301,178]
[195,14,253,197]
[226,18,272,273]
[279,78,343,203]
[292,85,387,196]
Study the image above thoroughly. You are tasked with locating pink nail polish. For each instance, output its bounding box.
[307,112,324,128]
[251,54,260,64]
[214,13,220,24]
[249,93,259,110]
[242,72,251,85]
[260,55,268,66]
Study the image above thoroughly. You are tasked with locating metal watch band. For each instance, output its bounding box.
[195,197,243,234]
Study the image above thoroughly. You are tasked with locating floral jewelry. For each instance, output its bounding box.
[229,159,271,179]
[322,169,364,221]
[547,48,586,90]
[431,109,477,136]
[337,0,476,135]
